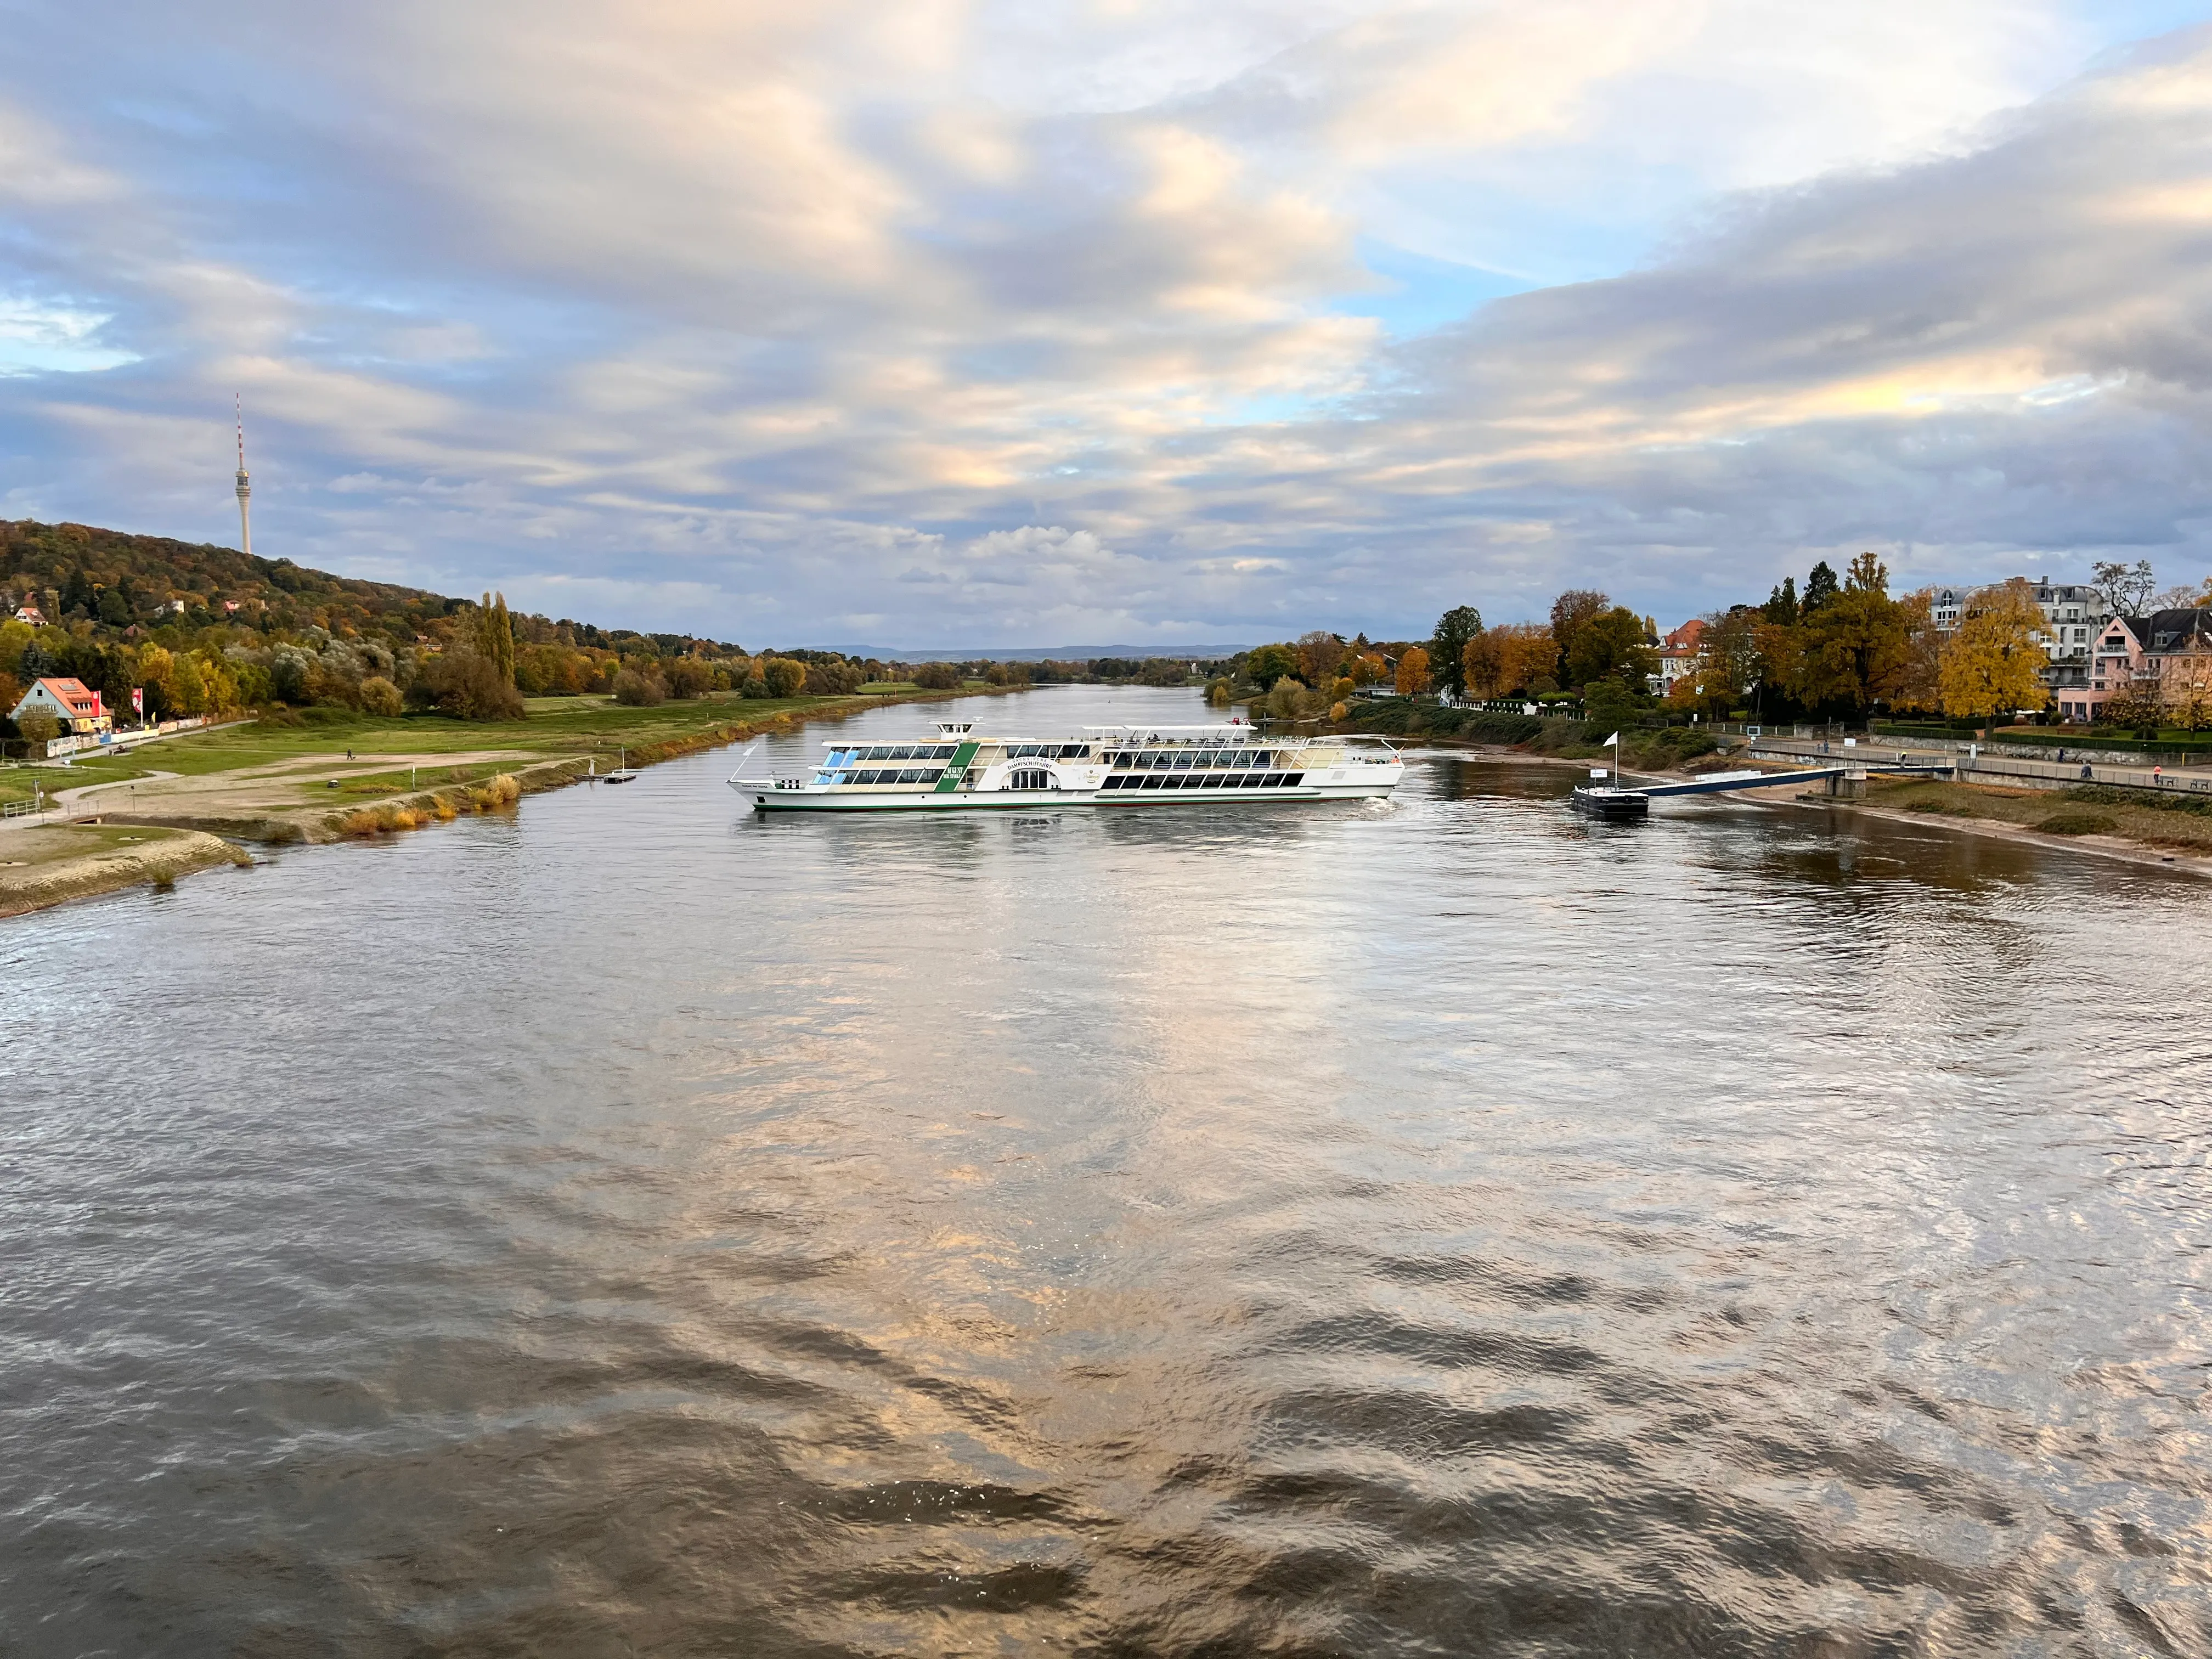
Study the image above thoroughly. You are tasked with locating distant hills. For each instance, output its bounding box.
[0,520,1255,663]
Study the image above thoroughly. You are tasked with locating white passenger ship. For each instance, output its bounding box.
[730,721,1403,812]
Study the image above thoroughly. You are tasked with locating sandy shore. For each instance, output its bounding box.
[0,825,253,919]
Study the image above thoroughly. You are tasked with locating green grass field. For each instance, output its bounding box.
[1,682,1001,808]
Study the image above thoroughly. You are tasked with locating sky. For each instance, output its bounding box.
[4,1,2212,649]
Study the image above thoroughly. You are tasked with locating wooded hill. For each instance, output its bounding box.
[0,518,737,657]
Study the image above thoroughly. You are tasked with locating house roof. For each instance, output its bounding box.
[2114,608,2212,651]
[29,676,103,711]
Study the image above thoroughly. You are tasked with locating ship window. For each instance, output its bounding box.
[1173,753,1194,768]
[1011,767,1051,789]
[1200,774,1224,788]
[1283,773,1304,786]
[1059,744,1087,758]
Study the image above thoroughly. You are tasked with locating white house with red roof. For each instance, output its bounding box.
[10,676,111,734]
[1654,618,1706,696]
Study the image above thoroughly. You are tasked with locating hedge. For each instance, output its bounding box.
[1990,727,2212,755]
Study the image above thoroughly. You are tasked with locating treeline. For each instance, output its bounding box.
[0,518,1246,731]
[1221,551,2212,732]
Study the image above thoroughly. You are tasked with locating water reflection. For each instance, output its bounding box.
[2,686,2208,1656]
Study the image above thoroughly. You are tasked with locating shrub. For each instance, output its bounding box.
[341,804,421,836]
[16,706,59,748]
[2064,783,2212,819]
[2037,810,2119,837]
[468,773,522,811]
[741,675,771,699]
[612,668,665,707]
[911,662,962,691]
[415,651,526,720]
[764,657,810,697]
[358,675,403,716]
[664,658,713,699]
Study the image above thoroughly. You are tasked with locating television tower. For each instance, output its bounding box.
[234,395,253,558]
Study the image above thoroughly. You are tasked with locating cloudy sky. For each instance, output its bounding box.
[4,1,2211,647]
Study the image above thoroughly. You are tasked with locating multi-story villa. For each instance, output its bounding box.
[1928,579,2107,704]
[1653,618,1706,697]
[2075,608,2212,723]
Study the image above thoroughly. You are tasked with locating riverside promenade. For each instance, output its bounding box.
[1745,735,2212,798]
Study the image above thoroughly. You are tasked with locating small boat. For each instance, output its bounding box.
[1570,732,1647,819]
[603,747,638,784]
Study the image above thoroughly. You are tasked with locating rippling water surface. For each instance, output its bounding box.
[4,685,2210,1656]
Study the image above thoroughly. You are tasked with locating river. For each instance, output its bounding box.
[3,684,2207,1656]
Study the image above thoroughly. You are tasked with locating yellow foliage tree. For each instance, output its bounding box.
[1395,646,1430,697]
[1939,579,2049,720]
[2159,649,2212,732]
[1462,622,1558,698]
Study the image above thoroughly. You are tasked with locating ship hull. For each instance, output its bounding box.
[739,779,1400,812]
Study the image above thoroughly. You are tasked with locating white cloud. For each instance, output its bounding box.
[2,4,2210,643]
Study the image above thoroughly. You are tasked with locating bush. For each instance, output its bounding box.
[764,657,809,697]
[415,651,526,721]
[2037,810,2119,837]
[663,658,713,700]
[912,662,962,691]
[612,668,665,707]
[358,675,404,716]
[15,707,60,748]
[468,773,522,811]
[741,675,771,699]
[341,804,422,836]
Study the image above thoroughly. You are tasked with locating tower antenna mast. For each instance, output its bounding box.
[234,394,253,559]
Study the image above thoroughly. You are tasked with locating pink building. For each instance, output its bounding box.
[2069,608,2212,723]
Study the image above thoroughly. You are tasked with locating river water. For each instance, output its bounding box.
[3,684,2208,1657]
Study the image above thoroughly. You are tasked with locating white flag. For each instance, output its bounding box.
[1605,731,1619,746]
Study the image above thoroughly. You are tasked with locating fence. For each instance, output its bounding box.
[39,715,208,759]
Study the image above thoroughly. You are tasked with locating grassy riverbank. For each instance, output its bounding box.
[1863,776,2212,857]
[1,681,1021,917]
[1336,699,1723,772]
[0,824,251,918]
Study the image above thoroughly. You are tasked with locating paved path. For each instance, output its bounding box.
[1745,737,2212,798]
[0,771,180,832]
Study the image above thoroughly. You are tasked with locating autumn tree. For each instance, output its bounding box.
[2159,650,2212,732]
[1889,590,1943,714]
[1395,646,1431,696]
[1565,607,1656,691]
[1295,630,1342,687]
[1496,623,1555,695]
[1939,579,2050,720]
[1428,606,1483,698]
[1348,652,1388,687]
[1462,631,1505,698]
[1245,643,1297,689]
[16,705,61,751]
[1668,607,1761,716]
[1793,552,1915,713]
[1549,590,1607,686]
[472,592,517,685]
